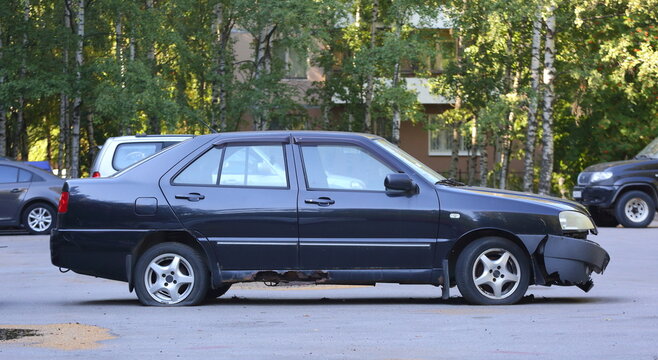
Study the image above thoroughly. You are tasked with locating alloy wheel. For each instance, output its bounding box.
[143,253,195,305]
[471,248,521,300]
[27,207,52,233]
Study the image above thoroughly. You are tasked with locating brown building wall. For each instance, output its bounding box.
[398,116,524,179]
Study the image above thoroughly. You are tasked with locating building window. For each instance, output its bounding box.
[274,46,308,79]
[428,115,469,156]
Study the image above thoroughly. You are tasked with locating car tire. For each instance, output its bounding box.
[614,191,656,228]
[134,242,209,306]
[206,284,232,300]
[22,202,56,235]
[589,207,619,227]
[456,237,530,305]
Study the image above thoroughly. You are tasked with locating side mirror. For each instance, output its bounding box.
[385,173,417,194]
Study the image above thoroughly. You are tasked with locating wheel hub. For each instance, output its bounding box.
[144,253,195,305]
[472,248,521,300]
[625,198,648,222]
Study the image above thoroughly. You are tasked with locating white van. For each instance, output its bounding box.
[90,134,193,178]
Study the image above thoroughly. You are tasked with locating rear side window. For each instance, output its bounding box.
[173,144,288,188]
[219,145,287,188]
[112,142,162,171]
[0,165,18,183]
[173,148,223,185]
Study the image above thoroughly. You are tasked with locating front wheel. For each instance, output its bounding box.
[22,203,56,235]
[134,243,209,306]
[456,237,530,305]
[614,191,656,228]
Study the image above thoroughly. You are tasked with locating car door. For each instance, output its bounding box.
[293,137,440,270]
[160,136,298,270]
[0,165,31,224]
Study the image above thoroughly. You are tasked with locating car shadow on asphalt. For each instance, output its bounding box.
[72,294,625,307]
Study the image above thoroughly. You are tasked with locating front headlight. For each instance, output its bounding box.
[559,211,595,231]
[590,171,613,183]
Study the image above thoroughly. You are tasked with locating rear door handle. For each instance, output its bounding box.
[10,188,23,193]
[175,193,205,202]
[305,197,335,206]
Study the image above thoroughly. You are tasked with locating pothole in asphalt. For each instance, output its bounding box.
[0,323,115,350]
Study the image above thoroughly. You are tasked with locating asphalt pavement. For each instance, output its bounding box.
[1,221,657,359]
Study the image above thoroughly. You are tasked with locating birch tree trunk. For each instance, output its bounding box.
[449,119,461,179]
[16,0,30,160]
[211,2,233,132]
[252,25,276,131]
[467,121,478,185]
[523,11,543,192]
[449,31,465,179]
[87,112,96,168]
[479,131,489,186]
[538,5,556,195]
[0,30,5,157]
[499,71,520,189]
[363,0,378,134]
[58,4,72,177]
[69,0,85,178]
[146,0,160,133]
[390,20,402,145]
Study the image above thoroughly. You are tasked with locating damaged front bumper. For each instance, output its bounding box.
[521,234,610,292]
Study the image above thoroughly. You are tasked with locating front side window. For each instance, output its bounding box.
[0,165,18,184]
[219,145,288,188]
[301,144,394,191]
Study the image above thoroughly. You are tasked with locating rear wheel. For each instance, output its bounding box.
[134,243,209,306]
[456,237,530,305]
[614,191,656,228]
[22,203,56,235]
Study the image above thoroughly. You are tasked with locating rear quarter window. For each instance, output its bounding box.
[112,142,163,171]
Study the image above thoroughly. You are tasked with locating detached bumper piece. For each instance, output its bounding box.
[542,235,610,292]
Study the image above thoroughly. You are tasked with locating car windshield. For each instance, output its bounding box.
[636,137,658,159]
[374,138,446,183]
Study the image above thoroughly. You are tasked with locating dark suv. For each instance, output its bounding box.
[573,137,658,228]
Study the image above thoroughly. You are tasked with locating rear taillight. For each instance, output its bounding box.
[92,171,101,178]
[58,191,69,213]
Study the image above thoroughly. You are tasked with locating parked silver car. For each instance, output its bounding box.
[90,134,193,178]
[0,158,64,234]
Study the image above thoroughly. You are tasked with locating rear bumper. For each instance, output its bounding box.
[542,235,610,290]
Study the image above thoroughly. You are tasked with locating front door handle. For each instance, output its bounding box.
[10,188,23,193]
[305,197,335,206]
[175,193,205,202]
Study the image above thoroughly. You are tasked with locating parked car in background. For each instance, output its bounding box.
[0,158,64,234]
[51,131,609,306]
[90,134,193,178]
[573,137,658,228]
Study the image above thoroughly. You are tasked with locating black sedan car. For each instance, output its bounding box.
[50,131,609,306]
[1,158,64,234]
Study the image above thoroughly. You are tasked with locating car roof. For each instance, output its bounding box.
[203,130,382,141]
[104,134,194,143]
